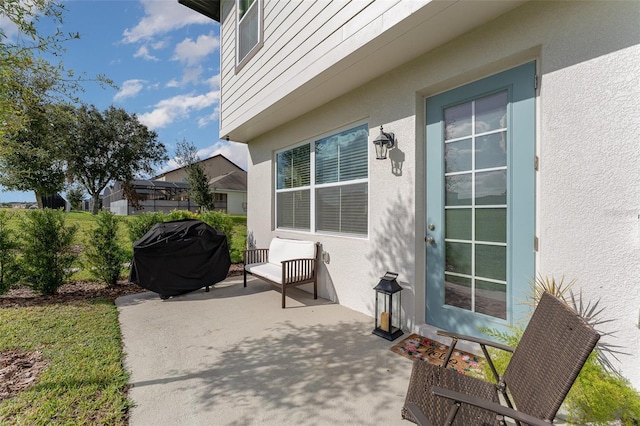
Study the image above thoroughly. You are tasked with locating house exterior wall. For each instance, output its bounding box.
[225,190,246,216]
[245,1,640,388]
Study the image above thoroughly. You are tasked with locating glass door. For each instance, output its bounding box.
[425,62,536,337]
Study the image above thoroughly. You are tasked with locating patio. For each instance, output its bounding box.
[116,276,413,425]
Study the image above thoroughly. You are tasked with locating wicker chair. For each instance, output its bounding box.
[402,291,600,426]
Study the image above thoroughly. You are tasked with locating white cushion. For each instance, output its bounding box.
[245,262,283,284]
[268,238,316,266]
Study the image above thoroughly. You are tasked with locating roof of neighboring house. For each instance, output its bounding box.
[154,154,245,181]
[130,180,191,189]
[208,170,247,192]
[178,0,220,22]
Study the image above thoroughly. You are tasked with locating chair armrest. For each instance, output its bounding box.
[437,330,513,384]
[403,402,435,426]
[431,387,550,426]
[437,330,514,353]
[244,248,269,264]
[281,258,316,284]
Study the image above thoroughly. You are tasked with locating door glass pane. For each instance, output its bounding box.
[476,132,507,170]
[445,274,471,310]
[475,91,507,133]
[445,209,471,240]
[445,242,471,275]
[475,280,506,319]
[445,174,472,206]
[444,102,472,140]
[475,170,506,205]
[475,244,506,281]
[476,208,506,243]
[445,139,472,173]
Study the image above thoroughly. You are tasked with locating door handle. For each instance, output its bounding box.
[426,236,435,245]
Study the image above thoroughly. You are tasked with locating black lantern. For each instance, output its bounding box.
[372,272,404,341]
[372,125,395,160]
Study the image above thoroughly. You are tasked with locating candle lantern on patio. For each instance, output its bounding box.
[372,272,404,341]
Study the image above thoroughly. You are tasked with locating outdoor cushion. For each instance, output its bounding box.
[245,263,282,284]
[268,238,316,265]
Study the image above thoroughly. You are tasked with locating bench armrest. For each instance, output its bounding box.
[281,258,317,284]
[244,248,269,264]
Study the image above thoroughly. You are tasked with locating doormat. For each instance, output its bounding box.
[390,333,484,376]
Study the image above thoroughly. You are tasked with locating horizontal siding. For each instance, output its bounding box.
[219,0,410,137]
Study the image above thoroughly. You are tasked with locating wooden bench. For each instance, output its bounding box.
[243,238,319,308]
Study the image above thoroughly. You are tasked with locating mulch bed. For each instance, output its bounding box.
[0,263,245,401]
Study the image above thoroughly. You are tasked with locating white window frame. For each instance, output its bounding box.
[275,122,369,238]
[235,0,263,72]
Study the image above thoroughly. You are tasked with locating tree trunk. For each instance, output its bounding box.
[35,192,43,209]
[91,192,100,214]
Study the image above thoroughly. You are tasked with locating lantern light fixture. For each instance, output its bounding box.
[373,125,395,160]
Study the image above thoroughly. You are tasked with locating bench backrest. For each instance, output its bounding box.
[269,238,316,265]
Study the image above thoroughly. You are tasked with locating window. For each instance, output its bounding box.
[236,0,262,68]
[276,124,369,236]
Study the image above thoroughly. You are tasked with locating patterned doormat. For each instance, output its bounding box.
[390,333,484,375]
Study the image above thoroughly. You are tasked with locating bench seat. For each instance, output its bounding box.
[243,238,319,308]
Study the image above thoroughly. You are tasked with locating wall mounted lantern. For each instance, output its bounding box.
[373,125,395,160]
[373,272,404,341]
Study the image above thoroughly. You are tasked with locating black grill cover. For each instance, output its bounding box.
[130,219,231,298]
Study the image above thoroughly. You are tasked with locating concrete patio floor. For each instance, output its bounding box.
[116,276,414,425]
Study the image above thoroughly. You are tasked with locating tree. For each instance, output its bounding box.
[0,0,112,140]
[65,105,168,214]
[66,184,85,211]
[175,139,214,210]
[0,100,70,207]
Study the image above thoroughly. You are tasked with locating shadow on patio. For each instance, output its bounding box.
[117,276,413,425]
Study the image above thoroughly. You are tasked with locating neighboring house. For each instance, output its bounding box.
[103,154,248,216]
[155,154,248,215]
[179,0,640,388]
[103,180,198,215]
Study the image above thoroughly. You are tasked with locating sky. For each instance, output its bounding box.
[0,0,248,203]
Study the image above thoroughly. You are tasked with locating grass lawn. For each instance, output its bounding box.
[0,300,131,424]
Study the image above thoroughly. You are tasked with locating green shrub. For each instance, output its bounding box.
[165,209,199,221]
[0,210,20,294]
[126,211,165,243]
[566,352,640,425]
[199,210,233,241]
[18,209,78,295]
[85,211,129,286]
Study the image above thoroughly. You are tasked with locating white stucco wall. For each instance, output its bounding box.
[246,0,640,388]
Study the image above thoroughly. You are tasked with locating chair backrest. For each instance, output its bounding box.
[503,291,600,421]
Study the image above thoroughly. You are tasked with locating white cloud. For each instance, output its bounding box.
[122,0,213,44]
[133,45,159,61]
[181,66,204,85]
[138,90,220,129]
[114,79,147,102]
[173,33,220,66]
[197,105,220,127]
